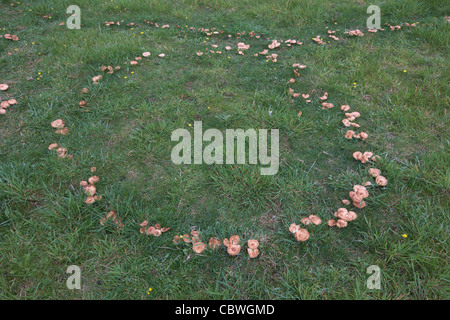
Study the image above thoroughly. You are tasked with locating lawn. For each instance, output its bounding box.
[0,0,448,300]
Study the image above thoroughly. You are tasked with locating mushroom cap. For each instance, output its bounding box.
[247,248,259,258]
[289,223,300,234]
[300,217,311,225]
[145,226,156,236]
[309,215,322,225]
[85,196,95,204]
[247,239,259,249]
[140,220,149,227]
[376,175,388,186]
[345,130,355,139]
[56,147,67,158]
[0,84,9,91]
[48,143,59,150]
[328,219,337,227]
[227,244,241,256]
[152,229,162,236]
[341,105,350,111]
[182,234,191,243]
[369,168,381,177]
[347,211,357,221]
[353,151,363,160]
[7,99,17,105]
[51,119,65,128]
[208,237,222,249]
[84,185,96,196]
[336,219,348,228]
[294,228,310,242]
[354,185,369,198]
[342,199,350,205]
[88,176,100,184]
[360,132,368,140]
[353,200,366,209]
[229,235,240,245]
[193,242,207,253]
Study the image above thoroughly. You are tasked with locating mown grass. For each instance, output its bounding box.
[0,0,449,299]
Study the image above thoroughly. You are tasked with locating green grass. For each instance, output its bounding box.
[0,0,449,299]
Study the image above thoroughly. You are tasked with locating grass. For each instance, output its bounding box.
[0,0,449,299]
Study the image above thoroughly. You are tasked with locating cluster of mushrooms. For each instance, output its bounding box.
[100,211,124,229]
[99,65,121,74]
[50,119,69,135]
[0,83,17,114]
[139,221,170,236]
[80,169,102,204]
[37,18,402,254]
[172,232,260,258]
[2,33,19,41]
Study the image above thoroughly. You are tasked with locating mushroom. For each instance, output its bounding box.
[85,196,95,204]
[247,248,259,258]
[336,219,348,228]
[84,185,96,197]
[294,228,310,242]
[309,215,322,225]
[227,244,241,256]
[51,119,65,129]
[0,84,9,91]
[376,175,388,186]
[289,223,300,233]
[345,130,355,139]
[328,219,337,227]
[300,217,311,225]
[193,242,207,254]
[56,147,67,158]
[208,237,222,249]
[353,151,363,161]
[229,235,240,245]
[247,239,259,249]
[88,176,99,184]
[369,168,381,177]
[341,105,350,111]
[139,221,149,233]
[48,143,58,150]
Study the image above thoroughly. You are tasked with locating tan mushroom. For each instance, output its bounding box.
[208,237,222,249]
[336,219,348,228]
[247,239,259,249]
[229,235,240,245]
[376,175,388,186]
[289,223,300,233]
[328,219,337,227]
[193,242,207,254]
[309,215,322,225]
[247,248,259,258]
[227,244,241,256]
[294,228,310,242]
[369,168,381,177]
